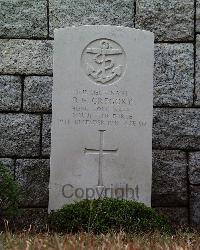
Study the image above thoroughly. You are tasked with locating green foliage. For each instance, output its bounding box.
[0,162,20,217]
[48,198,172,234]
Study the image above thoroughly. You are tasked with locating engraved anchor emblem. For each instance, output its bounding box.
[86,40,123,84]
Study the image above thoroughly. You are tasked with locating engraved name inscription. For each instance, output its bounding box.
[57,88,148,128]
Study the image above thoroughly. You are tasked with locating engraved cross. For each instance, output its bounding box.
[84,130,118,187]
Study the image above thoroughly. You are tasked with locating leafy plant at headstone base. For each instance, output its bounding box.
[48,198,172,234]
[0,162,20,220]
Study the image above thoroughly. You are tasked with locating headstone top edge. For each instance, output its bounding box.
[54,25,154,38]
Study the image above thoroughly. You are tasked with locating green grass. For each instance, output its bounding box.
[0,161,20,218]
[49,198,171,234]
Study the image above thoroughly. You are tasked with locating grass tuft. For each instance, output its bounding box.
[48,198,171,234]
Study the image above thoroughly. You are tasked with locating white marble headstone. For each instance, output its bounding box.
[49,25,154,211]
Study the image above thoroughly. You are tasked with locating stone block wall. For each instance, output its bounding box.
[0,0,199,229]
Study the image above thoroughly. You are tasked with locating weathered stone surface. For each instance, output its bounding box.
[0,40,53,75]
[13,208,48,231]
[42,115,52,156]
[15,159,50,207]
[0,0,47,38]
[153,109,200,149]
[189,152,200,185]
[23,76,53,112]
[0,75,21,111]
[49,0,134,37]
[190,186,200,228]
[152,150,187,206]
[0,158,14,174]
[155,207,188,226]
[195,35,200,106]
[0,114,40,157]
[154,44,194,106]
[135,0,194,41]
[196,0,200,33]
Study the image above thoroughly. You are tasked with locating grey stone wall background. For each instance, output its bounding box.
[0,0,199,229]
